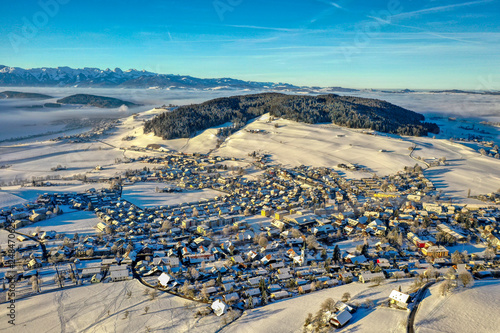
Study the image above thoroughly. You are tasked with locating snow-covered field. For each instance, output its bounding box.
[214,114,500,202]
[0,279,222,333]
[223,279,413,333]
[121,183,227,208]
[18,210,100,236]
[98,109,500,202]
[1,184,106,205]
[0,190,27,208]
[415,280,500,333]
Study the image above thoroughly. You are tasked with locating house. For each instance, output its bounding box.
[158,272,172,287]
[376,258,391,269]
[389,290,412,309]
[275,210,289,220]
[223,292,239,303]
[422,246,449,258]
[29,212,45,222]
[268,284,282,292]
[261,208,273,217]
[359,271,385,284]
[81,267,101,278]
[211,299,227,316]
[245,288,261,297]
[271,290,290,300]
[284,213,318,226]
[339,271,353,282]
[27,258,42,269]
[110,269,130,282]
[329,309,352,328]
[346,254,367,265]
[298,284,313,294]
[91,274,102,283]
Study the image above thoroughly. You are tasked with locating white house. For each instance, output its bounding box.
[110,269,130,282]
[158,272,172,287]
[211,299,227,316]
[389,290,412,309]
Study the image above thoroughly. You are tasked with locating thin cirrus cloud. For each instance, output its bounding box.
[224,24,306,33]
[390,0,493,20]
[314,0,344,10]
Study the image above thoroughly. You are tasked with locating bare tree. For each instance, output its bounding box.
[160,220,172,231]
[320,298,336,312]
[484,247,496,261]
[371,276,384,286]
[306,235,318,250]
[291,228,303,238]
[342,292,351,302]
[458,272,474,288]
[439,280,454,296]
[200,284,209,301]
[189,267,199,280]
[30,275,39,293]
[149,289,158,300]
[258,236,269,248]
[451,250,463,264]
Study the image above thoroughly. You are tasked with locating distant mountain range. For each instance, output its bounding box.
[1,66,498,94]
[0,65,314,91]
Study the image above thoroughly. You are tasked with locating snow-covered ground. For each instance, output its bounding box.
[121,183,227,208]
[2,89,500,201]
[1,184,106,205]
[97,109,500,203]
[1,89,500,332]
[0,279,222,333]
[18,210,100,236]
[415,280,500,333]
[0,190,27,208]
[222,279,413,333]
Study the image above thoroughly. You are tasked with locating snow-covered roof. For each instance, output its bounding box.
[211,299,227,316]
[389,290,411,304]
[332,309,352,326]
[158,272,171,287]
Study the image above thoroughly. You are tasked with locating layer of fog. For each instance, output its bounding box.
[1,86,499,143]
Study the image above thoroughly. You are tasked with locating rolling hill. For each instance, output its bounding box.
[144,93,440,139]
[57,94,138,108]
[0,90,52,99]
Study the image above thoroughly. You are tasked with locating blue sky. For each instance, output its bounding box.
[0,0,499,89]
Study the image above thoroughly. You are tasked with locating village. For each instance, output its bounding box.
[1,149,500,329]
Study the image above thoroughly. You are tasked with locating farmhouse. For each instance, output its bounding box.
[110,269,131,282]
[329,309,352,328]
[389,290,412,309]
[358,271,386,283]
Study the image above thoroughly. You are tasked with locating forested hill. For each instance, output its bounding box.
[144,93,439,139]
[57,94,138,108]
[0,91,52,99]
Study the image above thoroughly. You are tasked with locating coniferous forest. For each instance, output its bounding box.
[143,93,440,139]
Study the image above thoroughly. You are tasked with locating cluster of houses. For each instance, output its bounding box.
[1,150,499,320]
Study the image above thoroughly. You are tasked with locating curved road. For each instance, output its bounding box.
[407,281,435,333]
